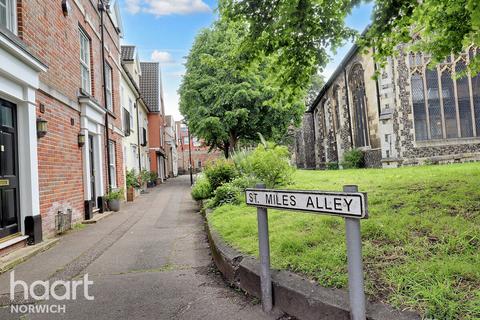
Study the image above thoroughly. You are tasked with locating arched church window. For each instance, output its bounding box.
[349,64,369,147]
[409,50,480,140]
[332,86,341,131]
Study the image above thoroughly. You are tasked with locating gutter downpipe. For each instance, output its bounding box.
[99,1,112,190]
[135,98,142,172]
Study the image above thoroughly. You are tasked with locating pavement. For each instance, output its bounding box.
[0,176,282,320]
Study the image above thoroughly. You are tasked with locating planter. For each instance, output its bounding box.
[127,186,136,202]
[147,181,155,188]
[156,178,162,185]
[108,199,121,212]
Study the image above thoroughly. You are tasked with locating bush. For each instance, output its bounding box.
[204,159,238,190]
[229,176,259,191]
[126,169,140,189]
[149,171,158,183]
[105,188,124,201]
[208,182,241,208]
[326,162,339,170]
[246,143,294,188]
[139,170,150,185]
[191,174,213,201]
[341,149,365,169]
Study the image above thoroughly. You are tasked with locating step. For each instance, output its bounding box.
[0,235,29,257]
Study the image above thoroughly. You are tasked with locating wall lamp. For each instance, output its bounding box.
[36,118,48,138]
[78,133,86,147]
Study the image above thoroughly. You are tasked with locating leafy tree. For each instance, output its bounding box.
[361,0,480,74]
[179,21,305,158]
[305,72,325,107]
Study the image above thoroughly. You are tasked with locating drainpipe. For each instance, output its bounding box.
[344,68,354,149]
[99,1,112,190]
[373,47,382,116]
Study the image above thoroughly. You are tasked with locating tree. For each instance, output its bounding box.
[220,0,480,92]
[179,21,305,158]
[305,73,325,107]
[361,0,480,74]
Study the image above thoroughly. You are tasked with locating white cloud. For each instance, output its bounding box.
[126,0,210,16]
[151,50,174,64]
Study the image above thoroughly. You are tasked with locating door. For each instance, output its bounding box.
[0,99,20,239]
[88,135,96,207]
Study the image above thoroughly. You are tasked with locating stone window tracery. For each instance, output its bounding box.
[409,50,480,140]
[349,64,369,147]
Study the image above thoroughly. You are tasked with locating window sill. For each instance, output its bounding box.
[414,137,480,148]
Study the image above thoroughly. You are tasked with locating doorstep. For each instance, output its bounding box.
[82,211,113,224]
[0,238,60,275]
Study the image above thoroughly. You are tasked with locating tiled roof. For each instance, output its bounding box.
[121,45,136,61]
[139,62,160,112]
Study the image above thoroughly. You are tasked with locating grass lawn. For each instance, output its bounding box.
[209,163,480,320]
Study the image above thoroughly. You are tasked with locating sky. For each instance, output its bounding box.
[120,0,374,121]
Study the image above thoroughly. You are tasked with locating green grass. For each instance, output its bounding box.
[209,163,480,319]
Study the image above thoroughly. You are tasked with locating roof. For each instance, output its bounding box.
[121,45,136,62]
[139,62,160,112]
[308,27,370,113]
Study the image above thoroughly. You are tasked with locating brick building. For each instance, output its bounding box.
[0,0,125,247]
[295,43,480,169]
[140,62,168,181]
[175,122,223,174]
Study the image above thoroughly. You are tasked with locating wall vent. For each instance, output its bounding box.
[55,209,72,234]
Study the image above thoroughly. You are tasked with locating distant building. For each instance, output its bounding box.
[164,116,178,178]
[295,44,480,169]
[175,122,223,174]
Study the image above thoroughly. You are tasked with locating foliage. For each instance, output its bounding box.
[149,171,158,183]
[126,169,140,189]
[219,0,360,97]
[179,20,305,158]
[341,149,364,169]
[191,174,213,201]
[210,163,480,319]
[361,0,480,75]
[244,142,294,188]
[203,159,238,190]
[229,176,259,191]
[105,188,124,201]
[208,182,242,208]
[326,162,339,170]
[139,170,150,185]
[305,73,325,107]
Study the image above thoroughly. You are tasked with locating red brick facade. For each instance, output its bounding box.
[17,0,125,235]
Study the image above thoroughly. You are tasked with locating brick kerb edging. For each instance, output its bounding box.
[204,209,420,320]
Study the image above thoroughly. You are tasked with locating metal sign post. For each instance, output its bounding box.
[245,185,368,319]
[255,183,273,312]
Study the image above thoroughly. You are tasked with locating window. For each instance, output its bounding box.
[129,99,134,131]
[108,141,117,188]
[79,29,91,94]
[193,137,201,147]
[349,64,369,147]
[410,51,480,140]
[105,63,113,111]
[332,86,341,131]
[131,145,138,171]
[183,137,189,145]
[0,0,16,33]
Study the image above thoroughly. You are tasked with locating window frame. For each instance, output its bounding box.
[0,0,17,34]
[79,28,92,94]
[105,63,113,111]
[108,140,117,188]
[409,50,479,141]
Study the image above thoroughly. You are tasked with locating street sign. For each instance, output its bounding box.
[246,185,368,320]
[245,188,368,219]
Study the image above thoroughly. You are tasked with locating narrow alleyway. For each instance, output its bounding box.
[0,176,276,320]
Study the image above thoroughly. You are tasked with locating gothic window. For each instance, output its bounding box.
[349,64,369,147]
[409,51,480,140]
[332,86,341,132]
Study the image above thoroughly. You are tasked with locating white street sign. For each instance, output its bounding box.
[245,188,368,219]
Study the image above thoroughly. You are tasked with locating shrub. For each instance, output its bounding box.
[246,143,294,188]
[231,149,253,175]
[191,174,213,201]
[208,182,241,208]
[326,162,339,170]
[204,159,238,190]
[341,149,365,169]
[126,169,140,189]
[149,171,158,183]
[139,170,151,185]
[229,176,259,191]
[105,189,124,201]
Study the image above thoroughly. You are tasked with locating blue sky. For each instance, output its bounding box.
[120,0,374,121]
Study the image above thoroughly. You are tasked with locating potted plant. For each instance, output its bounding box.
[126,169,140,202]
[105,188,124,212]
[140,169,150,190]
[147,171,158,188]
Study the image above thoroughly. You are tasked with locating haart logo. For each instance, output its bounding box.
[9,271,94,314]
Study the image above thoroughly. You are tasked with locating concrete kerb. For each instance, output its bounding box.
[203,209,420,320]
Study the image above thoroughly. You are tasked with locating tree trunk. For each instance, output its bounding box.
[223,141,230,158]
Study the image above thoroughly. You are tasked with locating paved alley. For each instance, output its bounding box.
[0,176,277,320]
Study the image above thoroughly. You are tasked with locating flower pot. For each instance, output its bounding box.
[108,199,121,212]
[127,186,136,202]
